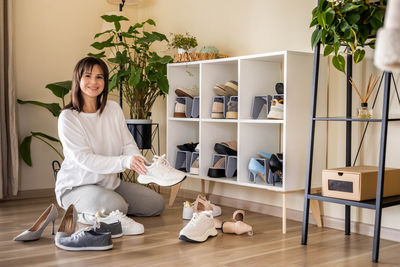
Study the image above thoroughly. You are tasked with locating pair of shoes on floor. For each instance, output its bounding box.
[214,210,253,236]
[177,142,199,152]
[213,81,238,97]
[182,195,221,220]
[137,154,187,187]
[179,194,219,243]
[175,87,199,99]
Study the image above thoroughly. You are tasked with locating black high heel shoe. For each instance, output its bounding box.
[269,154,283,185]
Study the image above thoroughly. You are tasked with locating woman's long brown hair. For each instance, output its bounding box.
[63,57,109,114]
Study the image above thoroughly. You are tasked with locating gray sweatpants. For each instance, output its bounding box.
[60,180,165,224]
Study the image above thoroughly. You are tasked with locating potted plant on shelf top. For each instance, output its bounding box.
[169,32,198,54]
[89,15,173,149]
[310,0,386,73]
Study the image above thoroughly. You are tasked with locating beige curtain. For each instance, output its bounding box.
[0,0,18,199]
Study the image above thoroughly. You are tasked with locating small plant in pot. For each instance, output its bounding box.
[310,0,386,73]
[89,15,172,149]
[169,32,198,54]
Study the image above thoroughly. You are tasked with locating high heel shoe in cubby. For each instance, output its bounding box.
[267,99,284,120]
[207,157,226,178]
[248,158,266,183]
[269,154,283,178]
[14,204,58,241]
[214,141,237,156]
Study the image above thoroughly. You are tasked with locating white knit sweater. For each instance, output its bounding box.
[55,100,141,206]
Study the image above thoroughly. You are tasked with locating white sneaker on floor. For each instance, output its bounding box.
[179,210,217,242]
[96,210,144,235]
[182,200,221,220]
[138,155,187,187]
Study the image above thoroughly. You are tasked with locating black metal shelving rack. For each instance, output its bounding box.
[301,41,399,262]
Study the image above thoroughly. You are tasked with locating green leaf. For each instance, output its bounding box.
[370,17,383,30]
[31,132,60,143]
[94,29,113,39]
[339,20,350,32]
[121,32,134,38]
[91,36,114,50]
[19,135,32,166]
[310,17,318,28]
[87,51,106,58]
[324,45,334,56]
[17,100,61,117]
[108,73,119,91]
[342,3,360,13]
[325,8,335,25]
[128,65,141,86]
[45,81,71,98]
[347,13,360,25]
[353,49,365,64]
[311,28,322,49]
[101,14,129,23]
[332,55,346,73]
[145,19,156,26]
[157,76,169,94]
[317,13,326,28]
[115,21,121,32]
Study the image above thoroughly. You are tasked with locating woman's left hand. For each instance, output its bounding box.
[130,156,147,174]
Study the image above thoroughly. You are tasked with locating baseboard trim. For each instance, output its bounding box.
[165,187,400,242]
[1,188,55,201]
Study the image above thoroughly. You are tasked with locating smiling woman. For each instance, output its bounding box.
[79,65,106,113]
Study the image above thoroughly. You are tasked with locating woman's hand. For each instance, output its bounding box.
[130,156,147,174]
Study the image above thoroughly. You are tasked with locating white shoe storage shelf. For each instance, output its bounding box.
[166,50,327,193]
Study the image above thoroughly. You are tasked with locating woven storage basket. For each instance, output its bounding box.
[173,53,228,63]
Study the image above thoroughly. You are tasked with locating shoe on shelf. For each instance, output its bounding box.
[213,84,231,96]
[177,142,198,152]
[226,99,238,119]
[269,154,283,178]
[179,210,217,242]
[14,204,59,241]
[56,228,113,251]
[223,80,238,96]
[211,98,224,119]
[248,158,266,183]
[195,143,200,152]
[174,102,186,118]
[222,221,253,236]
[138,154,186,187]
[96,209,144,236]
[275,82,284,94]
[175,87,199,98]
[214,141,237,156]
[257,152,272,159]
[189,158,199,175]
[207,157,226,178]
[267,99,284,120]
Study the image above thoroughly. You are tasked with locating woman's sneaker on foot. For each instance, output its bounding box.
[96,210,144,235]
[179,210,217,242]
[138,155,186,187]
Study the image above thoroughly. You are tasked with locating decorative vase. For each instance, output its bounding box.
[357,102,372,119]
[126,119,152,150]
[177,48,195,54]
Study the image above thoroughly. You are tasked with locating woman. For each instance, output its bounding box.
[55,57,165,229]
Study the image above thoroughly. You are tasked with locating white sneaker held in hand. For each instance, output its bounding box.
[96,210,144,235]
[138,155,186,187]
[179,210,217,242]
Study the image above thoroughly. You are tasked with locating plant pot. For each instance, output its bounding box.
[126,119,152,150]
[177,48,195,54]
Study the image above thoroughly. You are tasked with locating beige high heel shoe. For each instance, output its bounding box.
[55,204,78,242]
[14,204,58,241]
[221,210,253,236]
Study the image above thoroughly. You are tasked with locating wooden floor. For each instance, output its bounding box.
[1,196,400,267]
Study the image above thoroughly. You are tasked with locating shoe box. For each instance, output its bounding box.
[322,165,400,201]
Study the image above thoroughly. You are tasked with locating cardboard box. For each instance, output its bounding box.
[322,166,400,201]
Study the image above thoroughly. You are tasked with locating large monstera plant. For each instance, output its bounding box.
[89,15,173,119]
[17,81,70,166]
[310,0,386,73]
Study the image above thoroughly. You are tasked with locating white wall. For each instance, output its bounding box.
[14,0,400,234]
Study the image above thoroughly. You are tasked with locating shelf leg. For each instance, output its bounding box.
[201,180,205,195]
[345,205,351,235]
[207,181,215,198]
[310,200,322,228]
[168,183,181,206]
[372,71,391,263]
[282,193,287,234]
